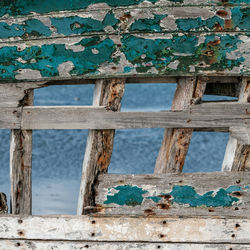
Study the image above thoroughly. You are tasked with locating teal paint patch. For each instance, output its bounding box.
[146,196,162,203]
[0,36,115,79]
[231,7,250,30]
[245,185,250,189]
[51,13,118,36]
[121,33,245,74]
[0,19,51,39]
[130,14,167,32]
[169,185,239,207]
[104,185,148,206]
[124,66,132,73]
[225,185,242,193]
[0,0,159,17]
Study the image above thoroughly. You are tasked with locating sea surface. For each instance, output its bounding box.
[0,83,233,214]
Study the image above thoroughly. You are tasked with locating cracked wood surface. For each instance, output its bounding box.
[155,76,207,173]
[77,78,125,215]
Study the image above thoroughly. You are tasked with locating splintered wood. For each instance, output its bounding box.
[77,79,125,214]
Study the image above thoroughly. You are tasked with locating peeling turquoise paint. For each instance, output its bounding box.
[103,184,246,208]
[51,13,118,36]
[104,185,148,206]
[0,37,115,79]
[168,185,239,207]
[231,7,250,30]
[0,0,158,17]
[130,14,167,32]
[0,19,51,39]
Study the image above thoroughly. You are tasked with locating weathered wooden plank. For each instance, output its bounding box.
[77,78,125,214]
[0,193,8,214]
[1,241,250,250]
[0,0,249,19]
[0,32,248,83]
[95,172,250,217]
[0,107,21,129]
[1,214,250,243]
[0,6,248,42]
[155,76,207,173]
[19,103,250,130]
[10,90,33,215]
[222,77,250,172]
[230,126,250,144]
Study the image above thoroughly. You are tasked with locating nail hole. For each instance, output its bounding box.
[236,180,241,184]
[91,220,96,224]
[84,245,89,248]
[235,223,240,228]
[162,221,167,224]
[231,234,235,238]
[235,207,239,210]
[91,233,95,237]
[159,234,165,238]
[18,219,23,224]
[157,246,161,249]
[15,242,21,247]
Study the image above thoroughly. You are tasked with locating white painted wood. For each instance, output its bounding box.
[0,215,250,243]
[1,240,249,250]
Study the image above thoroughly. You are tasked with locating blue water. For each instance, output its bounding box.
[0,83,231,214]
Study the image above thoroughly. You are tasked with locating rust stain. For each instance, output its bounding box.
[157,203,170,209]
[216,10,228,17]
[144,208,156,216]
[214,22,223,31]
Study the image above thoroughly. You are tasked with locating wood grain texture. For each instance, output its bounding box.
[155,76,207,173]
[0,107,21,129]
[1,241,250,250]
[0,214,250,243]
[222,77,250,172]
[10,90,33,215]
[77,78,125,215]
[18,102,250,130]
[95,172,250,217]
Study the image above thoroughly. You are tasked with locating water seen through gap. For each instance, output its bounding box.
[0,83,233,214]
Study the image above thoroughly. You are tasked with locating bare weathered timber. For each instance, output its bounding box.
[222,77,250,172]
[95,172,250,217]
[0,214,250,243]
[1,241,249,250]
[17,103,250,130]
[230,126,250,144]
[77,78,125,214]
[0,193,8,214]
[10,90,33,215]
[155,77,207,173]
[0,107,21,129]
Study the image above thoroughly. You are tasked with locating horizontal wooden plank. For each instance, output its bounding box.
[0,0,249,19]
[95,172,250,217]
[0,32,248,82]
[1,240,250,250]
[0,107,21,129]
[19,103,250,129]
[1,214,250,243]
[0,6,249,42]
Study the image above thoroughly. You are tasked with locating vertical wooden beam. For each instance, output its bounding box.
[154,77,207,173]
[10,89,33,215]
[77,79,125,215]
[222,77,250,172]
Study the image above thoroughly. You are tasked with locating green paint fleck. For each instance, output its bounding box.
[146,196,162,203]
[130,14,167,32]
[104,185,148,206]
